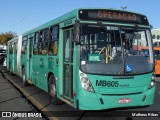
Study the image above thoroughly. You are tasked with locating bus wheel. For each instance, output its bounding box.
[22,68,28,86]
[49,74,63,105]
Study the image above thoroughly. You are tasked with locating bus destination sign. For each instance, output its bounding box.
[79,9,149,25]
[96,11,138,22]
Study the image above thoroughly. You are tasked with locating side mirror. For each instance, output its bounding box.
[72,20,80,43]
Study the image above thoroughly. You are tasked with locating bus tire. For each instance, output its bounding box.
[22,68,28,86]
[49,74,63,105]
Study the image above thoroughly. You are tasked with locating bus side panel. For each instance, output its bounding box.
[32,55,39,86]
[37,55,48,91]
[31,55,47,91]
[32,55,59,92]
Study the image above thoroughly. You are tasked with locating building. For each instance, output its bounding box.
[151,29,160,46]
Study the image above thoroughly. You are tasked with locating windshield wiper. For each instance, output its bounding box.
[97,21,108,33]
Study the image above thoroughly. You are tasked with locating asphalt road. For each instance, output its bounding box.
[0,63,160,120]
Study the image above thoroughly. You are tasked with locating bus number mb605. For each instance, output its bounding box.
[96,80,119,87]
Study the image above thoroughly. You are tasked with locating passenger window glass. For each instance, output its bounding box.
[35,33,39,43]
[52,26,59,40]
[42,30,49,42]
[48,41,58,55]
[39,29,49,55]
[48,26,59,55]
[9,45,13,54]
[22,37,28,54]
[15,43,17,54]
[34,32,39,54]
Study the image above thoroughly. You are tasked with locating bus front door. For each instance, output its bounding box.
[63,28,74,101]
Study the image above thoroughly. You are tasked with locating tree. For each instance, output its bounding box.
[0,31,17,44]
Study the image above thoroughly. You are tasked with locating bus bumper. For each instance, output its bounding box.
[77,86,156,110]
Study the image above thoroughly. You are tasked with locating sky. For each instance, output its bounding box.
[0,0,160,35]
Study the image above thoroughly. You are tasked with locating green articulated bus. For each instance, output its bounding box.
[7,8,156,110]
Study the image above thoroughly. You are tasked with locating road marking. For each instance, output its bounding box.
[5,73,58,120]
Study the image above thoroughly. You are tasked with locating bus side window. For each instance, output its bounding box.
[15,42,17,54]
[48,25,59,55]
[41,29,49,55]
[38,31,42,54]
[22,37,28,54]
[9,45,13,54]
[34,32,39,54]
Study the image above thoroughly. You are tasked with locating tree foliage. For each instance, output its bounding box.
[0,31,17,44]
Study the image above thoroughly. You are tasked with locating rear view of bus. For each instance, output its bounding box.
[75,9,155,110]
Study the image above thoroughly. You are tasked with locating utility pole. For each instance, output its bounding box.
[20,17,25,35]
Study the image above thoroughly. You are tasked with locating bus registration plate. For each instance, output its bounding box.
[118,98,131,104]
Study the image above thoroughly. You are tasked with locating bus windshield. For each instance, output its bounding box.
[80,24,154,75]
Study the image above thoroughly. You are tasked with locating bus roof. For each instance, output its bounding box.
[8,36,19,44]
[21,8,148,36]
[22,9,78,36]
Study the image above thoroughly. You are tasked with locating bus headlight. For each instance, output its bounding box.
[79,71,94,92]
[148,75,156,89]
[81,77,88,83]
